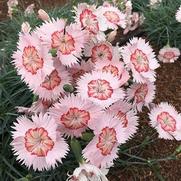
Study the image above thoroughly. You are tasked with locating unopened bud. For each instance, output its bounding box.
[21,22,31,33]
[38,9,50,21]
[63,84,75,93]
[49,48,57,57]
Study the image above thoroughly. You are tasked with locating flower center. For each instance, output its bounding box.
[87,79,113,100]
[102,65,119,76]
[61,107,90,129]
[97,127,117,155]
[51,30,75,55]
[25,127,54,157]
[131,49,149,73]
[103,11,120,24]
[117,111,128,127]
[157,112,176,132]
[91,44,112,63]
[163,51,175,59]
[134,84,148,103]
[22,46,43,74]
[80,9,99,34]
[41,70,61,90]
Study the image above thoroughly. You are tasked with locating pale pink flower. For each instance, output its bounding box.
[84,41,120,63]
[124,12,141,35]
[176,5,181,23]
[68,163,108,181]
[49,95,102,137]
[24,4,35,17]
[127,81,156,111]
[12,33,54,87]
[30,62,71,101]
[74,3,99,35]
[149,102,181,140]
[21,22,31,33]
[94,59,130,85]
[68,60,94,84]
[121,37,159,83]
[11,113,69,171]
[158,46,180,63]
[77,71,125,108]
[38,9,50,21]
[96,5,126,31]
[36,19,87,67]
[108,101,138,140]
[83,113,126,168]
[17,99,53,115]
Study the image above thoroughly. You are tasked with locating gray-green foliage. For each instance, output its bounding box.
[135,0,181,49]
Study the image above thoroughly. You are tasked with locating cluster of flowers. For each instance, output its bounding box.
[10,1,181,180]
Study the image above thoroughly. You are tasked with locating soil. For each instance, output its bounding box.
[108,60,181,181]
[1,1,181,181]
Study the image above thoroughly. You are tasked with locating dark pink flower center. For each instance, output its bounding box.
[102,65,119,76]
[157,112,176,132]
[25,127,54,157]
[87,79,113,100]
[41,70,61,90]
[80,9,99,34]
[131,49,149,73]
[51,30,75,55]
[61,107,90,129]
[22,46,43,74]
[97,127,117,155]
[91,44,112,63]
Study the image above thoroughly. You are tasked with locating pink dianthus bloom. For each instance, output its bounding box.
[83,113,126,168]
[35,19,88,66]
[12,33,54,87]
[49,95,102,137]
[149,102,181,140]
[29,61,71,101]
[158,46,180,63]
[76,71,125,108]
[11,113,69,171]
[121,37,159,83]
[127,81,156,111]
[74,3,99,36]
[96,5,126,31]
[108,101,138,140]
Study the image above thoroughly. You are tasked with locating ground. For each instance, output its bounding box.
[1,0,181,180]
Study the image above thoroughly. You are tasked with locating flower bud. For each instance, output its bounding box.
[21,22,31,33]
[38,9,50,21]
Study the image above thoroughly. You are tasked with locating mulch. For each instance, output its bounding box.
[1,1,181,180]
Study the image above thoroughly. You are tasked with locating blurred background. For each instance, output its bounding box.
[0,0,67,20]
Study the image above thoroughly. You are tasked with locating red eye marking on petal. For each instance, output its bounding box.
[103,11,120,24]
[117,111,128,127]
[41,70,61,90]
[25,127,54,157]
[51,31,75,55]
[157,112,176,132]
[91,44,112,63]
[22,46,43,74]
[131,49,149,73]
[97,127,117,155]
[87,79,113,100]
[61,107,90,129]
[134,84,148,103]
